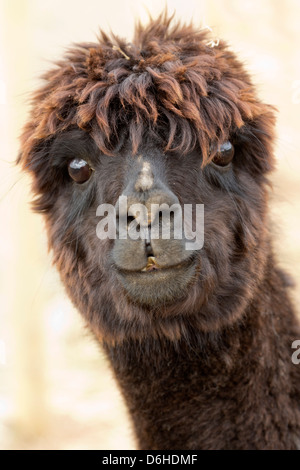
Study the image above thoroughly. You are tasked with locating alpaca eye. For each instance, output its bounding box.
[211,141,234,167]
[68,158,93,183]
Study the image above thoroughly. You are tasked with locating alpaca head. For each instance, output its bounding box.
[19,14,277,344]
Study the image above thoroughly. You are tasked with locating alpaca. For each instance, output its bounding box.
[18,13,300,450]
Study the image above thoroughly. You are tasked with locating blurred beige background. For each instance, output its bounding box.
[0,0,299,450]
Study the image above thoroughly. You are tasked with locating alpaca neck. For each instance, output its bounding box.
[103,267,300,450]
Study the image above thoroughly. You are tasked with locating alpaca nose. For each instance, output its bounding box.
[115,156,181,237]
[116,178,181,245]
[112,157,191,274]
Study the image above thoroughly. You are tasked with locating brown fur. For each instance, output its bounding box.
[18,12,300,449]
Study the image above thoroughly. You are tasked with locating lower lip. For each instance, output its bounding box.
[114,257,199,306]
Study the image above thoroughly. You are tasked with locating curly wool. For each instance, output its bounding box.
[19,12,272,168]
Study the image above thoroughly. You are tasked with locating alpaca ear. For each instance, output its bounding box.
[252,104,277,174]
[17,126,29,169]
[16,151,23,166]
[16,148,32,172]
[16,150,29,171]
[17,121,40,173]
[236,103,277,176]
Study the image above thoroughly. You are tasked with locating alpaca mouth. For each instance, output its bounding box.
[118,255,195,275]
[114,255,198,306]
[141,256,160,272]
[140,256,197,274]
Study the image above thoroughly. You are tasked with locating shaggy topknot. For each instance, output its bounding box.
[19,12,274,170]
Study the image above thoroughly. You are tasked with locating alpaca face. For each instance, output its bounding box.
[36,122,271,342]
[49,130,203,308]
[19,16,277,341]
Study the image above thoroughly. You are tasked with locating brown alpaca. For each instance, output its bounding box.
[18,13,300,450]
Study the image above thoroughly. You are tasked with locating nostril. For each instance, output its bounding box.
[127,215,136,227]
[127,215,141,234]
